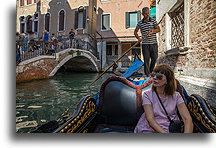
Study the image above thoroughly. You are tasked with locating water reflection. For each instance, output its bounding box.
[16,72,114,133]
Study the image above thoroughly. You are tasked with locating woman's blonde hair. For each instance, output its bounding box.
[152,64,176,96]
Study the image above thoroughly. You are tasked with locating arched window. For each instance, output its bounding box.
[33,13,39,33]
[45,13,50,32]
[20,0,24,6]
[59,10,65,31]
[27,0,32,5]
[26,15,33,32]
[19,16,25,33]
[74,6,86,29]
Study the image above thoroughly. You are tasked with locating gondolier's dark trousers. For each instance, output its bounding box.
[142,43,158,76]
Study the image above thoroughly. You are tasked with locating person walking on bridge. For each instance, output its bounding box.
[134,7,160,76]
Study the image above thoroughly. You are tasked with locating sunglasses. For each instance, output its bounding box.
[150,72,163,80]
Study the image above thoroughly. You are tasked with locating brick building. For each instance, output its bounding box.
[156,0,215,107]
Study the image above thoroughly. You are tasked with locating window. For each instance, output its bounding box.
[34,21,38,33]
[74,6,86,29]
[20,0,24,6]
[27,0,32,5]
[170,4,184,48]
[26,15,33,32]
[19,16,25,33]
[59,10,65,31]
[102,14,110,30]
[33,13,39,33]
[45,13,50,32]
[126,11,141,28]
[114,45,118,55]
[78,11,84,29]
[106,45,112,55]
[106,44,118,56]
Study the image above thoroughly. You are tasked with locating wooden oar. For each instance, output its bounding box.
[88,35,147,87]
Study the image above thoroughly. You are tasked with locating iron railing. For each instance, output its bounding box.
[16,37,98,64]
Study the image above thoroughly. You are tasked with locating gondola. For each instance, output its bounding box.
[32,57,216,133]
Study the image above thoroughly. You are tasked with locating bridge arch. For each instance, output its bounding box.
[49,50,99,77]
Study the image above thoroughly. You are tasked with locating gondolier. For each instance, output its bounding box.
[134,7,160,76]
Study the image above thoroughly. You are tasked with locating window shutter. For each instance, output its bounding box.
[83,9,86,29]
[74,11,78,29]
[59,11,65,31]
[20,0,24,6]
[45,14,50,32]
[125,12,130,29]
[137,11,141,22]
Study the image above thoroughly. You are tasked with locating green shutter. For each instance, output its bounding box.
[125,12,130,29]
[150,7,156,17]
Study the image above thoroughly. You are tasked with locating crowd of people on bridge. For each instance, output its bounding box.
[16,29,76,63]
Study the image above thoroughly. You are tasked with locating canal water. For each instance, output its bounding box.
[16,72,115,133]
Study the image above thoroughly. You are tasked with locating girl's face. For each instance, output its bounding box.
[152,73,167,88]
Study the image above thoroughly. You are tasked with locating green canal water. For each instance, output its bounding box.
[16,72,115,133]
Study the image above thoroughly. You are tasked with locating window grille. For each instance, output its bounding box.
[170,3,184,48]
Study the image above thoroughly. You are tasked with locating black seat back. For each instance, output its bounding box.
[98,76,152,126]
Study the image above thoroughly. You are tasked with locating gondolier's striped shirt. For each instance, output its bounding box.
[136,17,158,44]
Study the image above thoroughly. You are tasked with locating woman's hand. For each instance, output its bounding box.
[144,104,168,133]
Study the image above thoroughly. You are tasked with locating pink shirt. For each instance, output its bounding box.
[134,88,184,133]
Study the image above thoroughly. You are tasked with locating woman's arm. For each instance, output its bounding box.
[177,103,194,133]
[144,104,167,133]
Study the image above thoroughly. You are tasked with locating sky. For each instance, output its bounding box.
[0,0,215,148]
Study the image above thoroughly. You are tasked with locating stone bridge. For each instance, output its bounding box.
[16,48,100,82]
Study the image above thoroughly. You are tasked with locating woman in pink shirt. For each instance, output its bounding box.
[134,64,193,133]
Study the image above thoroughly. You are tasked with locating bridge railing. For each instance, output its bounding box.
[76,40,98,58]
[16,37,98,64]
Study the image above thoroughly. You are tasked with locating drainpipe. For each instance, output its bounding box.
[96,31,103,70]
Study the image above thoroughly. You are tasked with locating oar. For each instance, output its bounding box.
[88,35,147,87]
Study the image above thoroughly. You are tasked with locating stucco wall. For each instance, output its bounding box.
[97,0,150,39]
[16,0,91,37]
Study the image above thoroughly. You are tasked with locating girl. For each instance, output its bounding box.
[134,64,193,133]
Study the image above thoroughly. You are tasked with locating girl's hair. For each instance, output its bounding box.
[152,64,176,96]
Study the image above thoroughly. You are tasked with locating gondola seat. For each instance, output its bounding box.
[94,76,152,133]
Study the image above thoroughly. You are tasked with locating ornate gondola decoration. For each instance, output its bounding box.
[187,94,216,133]
[54,95,97,133]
